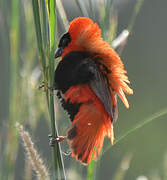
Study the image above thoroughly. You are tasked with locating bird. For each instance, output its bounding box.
[52,17,133,165]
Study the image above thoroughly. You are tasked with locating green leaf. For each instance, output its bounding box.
[88,160,94,180]
[41,0,49,49]
[32,0,46,74]
[48,0,66,179]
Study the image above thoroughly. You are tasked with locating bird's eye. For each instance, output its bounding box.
[58,32,71,48]
[62,38,68,47]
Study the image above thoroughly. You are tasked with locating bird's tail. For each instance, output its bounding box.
[66,86,114,164]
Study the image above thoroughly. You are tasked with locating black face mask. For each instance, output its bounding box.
[55,32,71,58]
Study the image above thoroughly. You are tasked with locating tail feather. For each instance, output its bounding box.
[65,85,114,164]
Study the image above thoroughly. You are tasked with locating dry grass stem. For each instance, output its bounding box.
[16,122,50,180]
[25,158,33,180]
[112,29,129,49]
[57,0,69,30]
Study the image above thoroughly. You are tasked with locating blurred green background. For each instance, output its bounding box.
[0,0,167,179]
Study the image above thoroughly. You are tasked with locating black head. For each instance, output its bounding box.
[55,32,71,58]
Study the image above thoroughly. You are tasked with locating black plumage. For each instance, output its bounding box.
[54,51,114,122]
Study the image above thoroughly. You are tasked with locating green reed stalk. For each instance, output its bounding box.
[87,160,94,180]
[32,0,66,179]
[48,0,66,179]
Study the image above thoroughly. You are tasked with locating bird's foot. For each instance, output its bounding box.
[48,134,66,147]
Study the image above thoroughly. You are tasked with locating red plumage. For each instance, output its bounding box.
[65,85,114,164]
[54,17,133,164]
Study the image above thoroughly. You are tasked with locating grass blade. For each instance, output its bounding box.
[32,0,46,74]
[41,0,49,49]
[112,0,144,53]
[88,160,94,180]
[32,0,49,109]
[48,0,59,177]
[87,147,97,180]
[57,0,69,31]
[102,0,113,40]
[128,0,145,32]
[48,0,66,179]
[32,0,66,179]
[103,107,167,155]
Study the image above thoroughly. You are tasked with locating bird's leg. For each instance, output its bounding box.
[48,134,67,146]
[48,85,58,96]
[48,86,57,91]
[38,81,57,91]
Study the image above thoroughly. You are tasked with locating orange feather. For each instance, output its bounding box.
[62,17,133,108]
[65,85,114,164]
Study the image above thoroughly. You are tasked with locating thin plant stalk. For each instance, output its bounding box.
[128,0,145,32]
[102,0,113,40]
[87,144,97,180]
[41,0,48,49]
[16,122,50,180]
[116,0,145,54]
[87,160,94,180]
[32,0,66,179]
[32,0,49,105]
[103,107,167,155]
[48,0,66,179]
[57,0,69,31]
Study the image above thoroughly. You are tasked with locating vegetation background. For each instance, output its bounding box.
[0,0,167,179]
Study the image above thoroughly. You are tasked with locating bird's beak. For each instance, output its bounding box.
[54,47,64,58]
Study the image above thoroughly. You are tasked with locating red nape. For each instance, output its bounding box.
[65,85,114,164]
